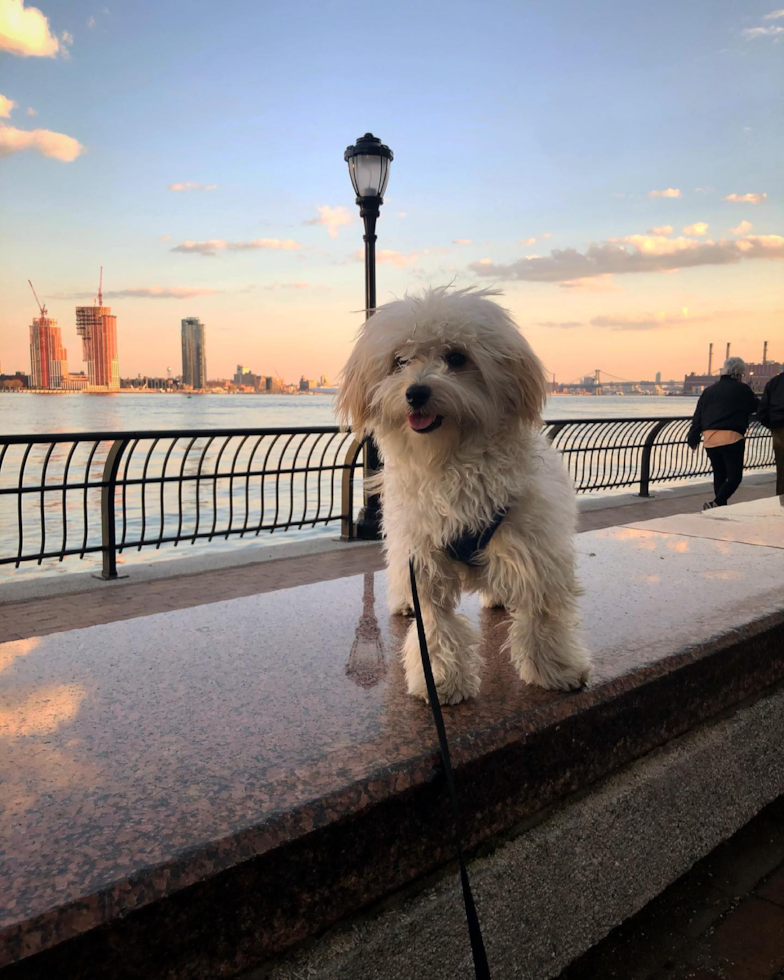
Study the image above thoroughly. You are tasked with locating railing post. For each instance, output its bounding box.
[100,439,129,579]
[638,420,669,497]
[341,436,364,540]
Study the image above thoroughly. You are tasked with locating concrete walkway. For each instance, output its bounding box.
[560,795,784,980]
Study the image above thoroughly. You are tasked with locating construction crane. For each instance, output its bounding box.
[28,280,47,317]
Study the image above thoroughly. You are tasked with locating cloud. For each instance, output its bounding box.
[168,181,217,192]
[452,238,472,245]
[262,281,330,292]
[730,220,753,235]
[518,237,536,246]
[542,232,553,239]
[0,124,84,161]
[724,192,767,204]
[376,249,419,267]
[534,321,583,329]
[647,225,673,235]
[303,204,352,239]
[87,14,95,27]
[396,211,407,218]
[0,93,15,117]
[469,232,784,283]
[62,286,223,300]
[683,222,709,235]
[742,25,784,38]
[26,105,36,116]
[171,238,301,256]
[351,247,419,267]
[158,234,172,241]
[764,8,784,17]
[105,286,223,299]
[558,276,618,292]
[586,308,733,331]
[0,0,62,56]
[648,188,681,199]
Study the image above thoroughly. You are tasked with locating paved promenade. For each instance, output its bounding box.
[0,478,774,643]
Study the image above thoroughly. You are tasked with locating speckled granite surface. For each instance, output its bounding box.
[1,502,784,978]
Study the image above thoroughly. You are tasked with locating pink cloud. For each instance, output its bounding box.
[724,192,767,204]
[172,238,301,256]
[303,204,353,239]
[0,123,84,161]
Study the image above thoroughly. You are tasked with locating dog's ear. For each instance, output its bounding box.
[336,332,374,435]
[507,338,548,426]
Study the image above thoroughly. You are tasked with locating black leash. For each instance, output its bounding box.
[408,558,491,980]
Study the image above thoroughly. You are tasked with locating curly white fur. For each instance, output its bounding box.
[337,286,591,704]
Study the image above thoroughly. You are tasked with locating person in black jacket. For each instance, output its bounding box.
[756,368,784,495]
[687,357,759,510]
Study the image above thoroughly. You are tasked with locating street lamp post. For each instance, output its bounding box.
[344,132,393,541]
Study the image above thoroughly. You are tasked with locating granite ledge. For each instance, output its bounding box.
[1,509,784,979]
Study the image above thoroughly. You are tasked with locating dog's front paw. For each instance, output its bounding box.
[516,650,591,691]
[402,619,481,704]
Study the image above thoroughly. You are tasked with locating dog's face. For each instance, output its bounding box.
[337,287,547,449]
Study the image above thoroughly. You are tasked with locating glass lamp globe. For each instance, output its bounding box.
[344,133,393,200]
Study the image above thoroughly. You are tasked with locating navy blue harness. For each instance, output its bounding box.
[445,508,507,566]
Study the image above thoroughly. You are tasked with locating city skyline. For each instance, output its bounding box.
[0,0,782,383]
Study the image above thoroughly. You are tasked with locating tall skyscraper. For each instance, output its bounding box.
[181,317,207,388]
[76,305,120,390]
[29,315,68,388]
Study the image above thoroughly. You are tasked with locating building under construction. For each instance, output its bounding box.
[28,281,69,389]
[29,315,68,389]
[76,270,120,390]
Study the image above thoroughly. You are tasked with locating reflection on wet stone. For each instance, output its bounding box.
[345,573,387,689]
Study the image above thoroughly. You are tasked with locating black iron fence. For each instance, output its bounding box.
[0,418,774,578]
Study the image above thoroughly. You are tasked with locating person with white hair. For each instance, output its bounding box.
[687,356,759,510]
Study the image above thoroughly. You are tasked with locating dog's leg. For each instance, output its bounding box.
[386,551,413,616]
[487,548,590,691]
[507,595,590,690]
[402,561,481,704]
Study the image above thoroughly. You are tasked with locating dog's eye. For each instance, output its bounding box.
[444,351,467,368]
[394,355,409,369]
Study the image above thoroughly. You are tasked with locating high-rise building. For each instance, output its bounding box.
[76,304,120,389]
[181,318,207,388]
[29,315,69,388]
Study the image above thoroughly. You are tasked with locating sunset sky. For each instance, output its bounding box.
[0,0,781,385]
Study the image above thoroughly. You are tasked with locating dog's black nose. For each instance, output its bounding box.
[406,384,431,409]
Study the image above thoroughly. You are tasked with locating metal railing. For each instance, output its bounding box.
[0,418,774,577]
[0,427,362,579]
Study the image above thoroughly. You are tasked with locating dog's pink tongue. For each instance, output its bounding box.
[408,413,436,431]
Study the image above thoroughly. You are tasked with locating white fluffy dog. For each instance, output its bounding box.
[337,286,591,704]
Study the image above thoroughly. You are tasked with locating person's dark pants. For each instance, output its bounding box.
[772,428,784,496]
[706,439,746,506]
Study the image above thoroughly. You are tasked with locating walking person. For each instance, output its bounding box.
[687,357,759,510]
[756,366,784,495]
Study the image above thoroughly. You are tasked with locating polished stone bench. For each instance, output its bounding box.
[1,498,783,979]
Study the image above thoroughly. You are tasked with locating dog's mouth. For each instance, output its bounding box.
[408,413,443,433]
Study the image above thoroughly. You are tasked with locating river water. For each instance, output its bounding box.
[1,391,695,434]
[1,393,699,583]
